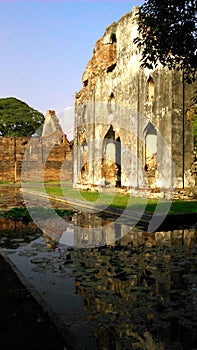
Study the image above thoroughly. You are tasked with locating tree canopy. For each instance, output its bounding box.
[0,97,44,137]
[134,0,197,84]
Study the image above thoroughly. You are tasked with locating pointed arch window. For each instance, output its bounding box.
[147,76,155,102]
[108,92,115,114]
[144,122,157,172]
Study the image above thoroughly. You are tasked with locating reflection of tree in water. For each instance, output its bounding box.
[43,232,58,251]
[72,228,197,349]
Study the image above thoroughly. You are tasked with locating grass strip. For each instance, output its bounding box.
[38,186,197,215]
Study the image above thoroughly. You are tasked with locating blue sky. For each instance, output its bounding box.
[0,0,143,136]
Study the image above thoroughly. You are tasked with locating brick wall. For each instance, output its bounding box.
[0,135,73,183]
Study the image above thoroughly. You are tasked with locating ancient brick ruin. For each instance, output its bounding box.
[74,6,197,193]
[0,110,73,183]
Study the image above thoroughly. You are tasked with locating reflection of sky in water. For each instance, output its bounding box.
[59,228,75,246]
[1,215,197,350]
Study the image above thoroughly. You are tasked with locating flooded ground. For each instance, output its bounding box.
[0,185,23,209]
[0,206,197,350]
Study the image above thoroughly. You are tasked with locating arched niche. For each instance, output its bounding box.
[108,92,116,114]
[80,137,88,181]
[102,126,121,187]
[147,76,155,102]
[144,122,157,185]
[110,33,117,44]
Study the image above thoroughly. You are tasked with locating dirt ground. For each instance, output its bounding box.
[0,253,66,350]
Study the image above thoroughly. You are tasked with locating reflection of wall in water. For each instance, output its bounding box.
[73,227,197,349]
[0,217,37,231]
[73,212,123,247]
[72,211,197,248]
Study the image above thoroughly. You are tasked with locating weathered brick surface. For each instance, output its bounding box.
[0,136,73,183]
[0,110,73,183]
[74,6,197,191]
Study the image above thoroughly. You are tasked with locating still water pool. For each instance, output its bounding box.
[0,209,197,350]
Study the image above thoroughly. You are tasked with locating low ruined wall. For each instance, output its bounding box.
[0,137,29,182]
[0,136,73,183]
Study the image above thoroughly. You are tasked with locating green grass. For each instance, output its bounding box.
[0,181,14,185]
[3,182,196,215]
[45,186,146,209]
[145,200,197,214]
[38,186,197,215]
[0,207,75,222]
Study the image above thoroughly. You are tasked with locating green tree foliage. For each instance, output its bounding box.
[134,0,197,84]
[0,97,44,137]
